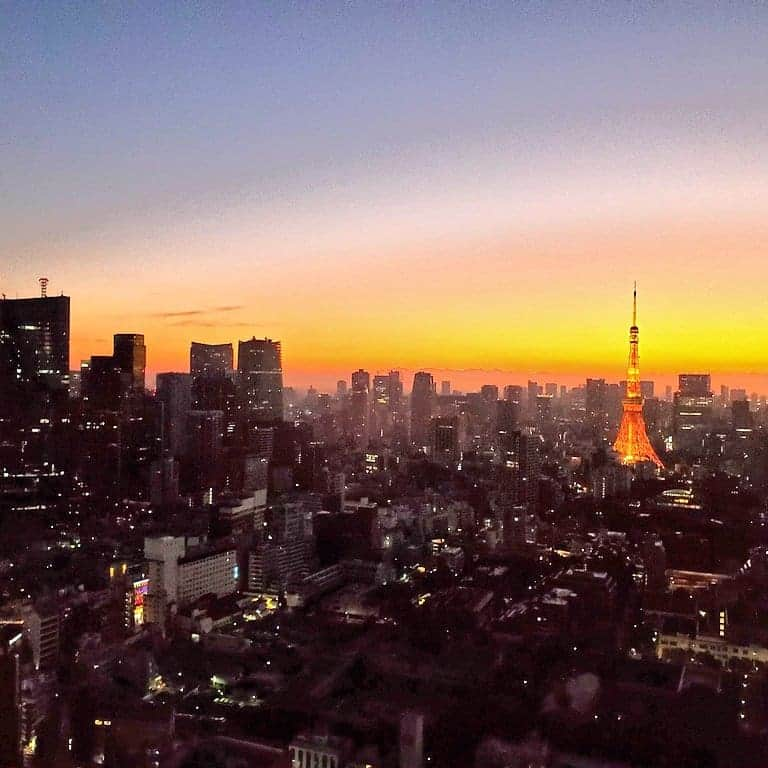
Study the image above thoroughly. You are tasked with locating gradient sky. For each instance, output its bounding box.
[2,2,768,392]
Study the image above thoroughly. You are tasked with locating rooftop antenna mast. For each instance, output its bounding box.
[39,277,49,298]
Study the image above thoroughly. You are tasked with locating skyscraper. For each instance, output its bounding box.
[0,288,70,408]
[349,369,370,447]
[237,337,283,424]
[113,333,146,392]
[585,378,608,437]
[613,286,663,468]
[156,372,193,456]
[673,373,714,452]
[410,372,435,449]
[190,341,234,379]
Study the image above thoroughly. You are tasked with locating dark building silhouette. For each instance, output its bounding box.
[156,372,193,456]
[410,371,435,449]
[112,333,146,392]
[190,341,233,379]
[238,337,283,425]
[432,415,459,463]
[0,291,70,409]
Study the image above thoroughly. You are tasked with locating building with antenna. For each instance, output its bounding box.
[0,278,70,408]
[613,285,663,468]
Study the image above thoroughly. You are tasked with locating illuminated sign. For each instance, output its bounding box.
[132,578,149,626]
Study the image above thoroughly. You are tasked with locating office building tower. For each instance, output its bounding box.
[336,379,348,397]
[527,380,539,409]
[348,369,370,447]
[351,368,370,393]
[544,382,558,398]
[498,429,539,511]
[730,388,747,403]
[495,399,520,450]
[237,337,283,423]
[150,454,181,506]
[673,373,714,453]
[372,374,392,408]
[186,410,224,492]
[432,416,459,464]
[679,374,712,396]
[113,333,146,392]
[441,380,451,396]
[190,341,234,379]
[613,287,663,467]
[156,373,193,456]
[480,384,499,405]
[387,370,403,411]
[732,399,753,436]
[536,394,554,429]
[410,372,435,449]
[0,286,70,410]
[585,378,608,437]
[83,355,124,411]
[720,384,729,404]
[504,385,523,404]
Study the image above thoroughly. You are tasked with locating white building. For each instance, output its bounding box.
[144,536,238,623]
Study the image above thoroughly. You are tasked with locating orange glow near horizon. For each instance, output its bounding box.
[51,210,768,394]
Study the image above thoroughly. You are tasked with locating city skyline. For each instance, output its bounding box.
[8,275,767,396]
[3,3,768,390]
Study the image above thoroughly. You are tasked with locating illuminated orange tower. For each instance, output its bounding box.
[613,284,663,468]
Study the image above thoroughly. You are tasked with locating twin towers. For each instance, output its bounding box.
[612,285,664,468]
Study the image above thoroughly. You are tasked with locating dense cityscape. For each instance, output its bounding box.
[5,3,768,767]
[1,279,768,768]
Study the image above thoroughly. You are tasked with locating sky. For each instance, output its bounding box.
[2,2,768,393]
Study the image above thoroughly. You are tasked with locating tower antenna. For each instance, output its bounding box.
[39,277,49,298]
[633,281,637,326]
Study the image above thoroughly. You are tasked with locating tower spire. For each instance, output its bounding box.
[632,281,637,327]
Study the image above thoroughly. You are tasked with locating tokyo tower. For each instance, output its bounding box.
[613,285,663,468]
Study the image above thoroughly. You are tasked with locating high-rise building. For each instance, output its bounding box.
[336,379,348,397]
[112,333,146,392]
[351,368,370,393]
[440,380,451,396]
[527,380,539,409]
[190,342,234,379]
[82,355,124,411]
[585,378,608,437]
[544,382,558,398]
[497,429,539,511]
[432,416,459,464]
[237,337,283,424]
[410,372,435,449]
[732,399,753,436]
[504,385,523,404]
[678,374,711,397]
[186,410,224,492]
[0,289,70,409]
[673,373,714,453]
[613,287,663,467]
[156,373,192,456]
